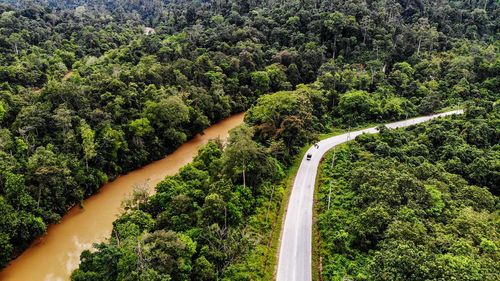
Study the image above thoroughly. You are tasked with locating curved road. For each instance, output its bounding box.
[276,110,463,281]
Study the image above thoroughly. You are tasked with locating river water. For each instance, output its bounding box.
[0,113,245,281]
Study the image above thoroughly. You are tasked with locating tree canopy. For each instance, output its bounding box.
[0,0,497,278]
[317,103,499,281]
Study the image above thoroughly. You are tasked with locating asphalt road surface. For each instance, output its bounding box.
[276,110,464,281]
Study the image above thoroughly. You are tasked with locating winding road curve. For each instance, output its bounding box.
[276,110,464,281]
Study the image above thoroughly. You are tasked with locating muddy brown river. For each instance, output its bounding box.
[0,113,245,281]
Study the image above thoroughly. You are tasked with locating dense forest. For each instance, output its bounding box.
[317,102,499,280]
[0,0,498,279]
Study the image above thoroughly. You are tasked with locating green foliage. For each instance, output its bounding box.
[0,0,498,276]
[71,134,286,280]
[338,90,378,123]
[245,86,319,162]
[424,185,445,215]
[0,100,5,122]
[318,106,499,281]
[79,120,97,164]
[129,118,153,137]
[251,71,271,96]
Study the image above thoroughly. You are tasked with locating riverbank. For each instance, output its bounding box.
[0,113,244,281]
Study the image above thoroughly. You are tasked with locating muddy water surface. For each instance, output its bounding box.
[0,113,244,281]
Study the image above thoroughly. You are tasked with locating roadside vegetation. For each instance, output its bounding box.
[317,102,499,280]
[0,0,498,279]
